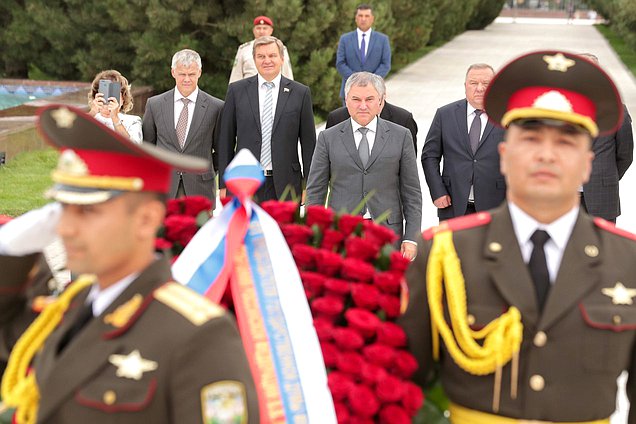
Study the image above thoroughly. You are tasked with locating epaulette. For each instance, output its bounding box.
[423,212,492,240]
[594,217,636,241]
[238,41,251,49]
[154,282,225,326]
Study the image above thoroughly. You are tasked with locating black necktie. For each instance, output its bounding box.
[469,109,482,153]
[57,301,94,354]
[529,230,551,311]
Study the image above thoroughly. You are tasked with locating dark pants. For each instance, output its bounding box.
[254,176,277,202]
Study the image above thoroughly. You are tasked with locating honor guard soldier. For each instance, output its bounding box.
[0,105,258,424]
[229,15,294,84]
[399,51,636,423]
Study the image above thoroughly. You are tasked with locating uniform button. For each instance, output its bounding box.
[613,315,622,325]
[467,314,476,326]
[529,375,545,391]
[488,242,502,253]
[534,331,547,347]
[473,159,477,163]
[363,171,368,175]
[103,390,117,405]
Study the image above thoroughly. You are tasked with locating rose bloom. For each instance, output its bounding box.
[300,271,325,297]
[261,200,298,224]
[324,278,351,297]
[154,237,172,250]
[305,205,334,230]
[349,417,374,424]
[345,236,380,261]
[338,214,365,236]
[345,308,381,339]
[328,371,356,401]
[280,223,313,247]
[389,250,411,273]
[313,317,335,342]
[333,402,351,423]
[379,404,411,424]
[377,321,407,347]
[378,293,401,319]
[360,361,388,385]
[351,283,380,310]
[320,342,339,368]
[348,384,380,418]
[315,249,344,277]
[164,215,198,246]
[182,195,212,217]
[375,374,405,403]
[374,271,402,294]
[392,350,419,379]
[321,228,345,251]
[166,198,183,216]
[363,343,397,368]
[401,381,425,414]
[312,296,344,318]
[341,258,376,283]
[332,327,365,351]
[337,351,364,375]
[363,220,398,247]
[292,244,318,270]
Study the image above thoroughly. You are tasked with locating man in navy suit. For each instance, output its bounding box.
[422,63,506,220]
[336,4,391,101]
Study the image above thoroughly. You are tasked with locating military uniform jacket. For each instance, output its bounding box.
[399,203,636,422]
[2,257,259,423]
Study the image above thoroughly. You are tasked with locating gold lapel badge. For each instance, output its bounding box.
[602,282,636,305]
[108,349,158,380]
[51,107,77,128]
[104,294,143,328]
[543,53,576,72]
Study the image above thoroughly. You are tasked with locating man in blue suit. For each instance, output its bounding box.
[336,4,391,101]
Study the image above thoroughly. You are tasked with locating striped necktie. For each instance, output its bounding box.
[260,81,275,169]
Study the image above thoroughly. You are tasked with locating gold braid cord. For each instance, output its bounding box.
[427,230,523,412]
[1,274,95,424]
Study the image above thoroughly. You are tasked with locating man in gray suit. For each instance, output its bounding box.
[422,63,506,220]
[306,72,422,260]
[142,49,223,205]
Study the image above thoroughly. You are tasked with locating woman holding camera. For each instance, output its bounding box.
[88,70,143,143]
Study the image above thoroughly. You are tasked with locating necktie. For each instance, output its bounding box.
[57,301,94,354]
[360,33,366,65]
[358,127,370,167]
[260,81,275,170]
[176,98,191,148]
[529,230,551,311]
[468,109,482,153]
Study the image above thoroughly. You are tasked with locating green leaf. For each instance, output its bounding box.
[412,400,450,424]
[350,189,376,216]
[195,210,211,227]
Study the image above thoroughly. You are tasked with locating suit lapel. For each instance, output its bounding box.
[366,118,388,169]
[454,101,472,156]
[364,32,376,64]
[272,77,290,134]
[340,119,364,170]
[162,89,179,148]
[184,92,208,147]
[246,77,261,134]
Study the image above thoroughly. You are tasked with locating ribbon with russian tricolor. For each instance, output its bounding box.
[172,149,336,424]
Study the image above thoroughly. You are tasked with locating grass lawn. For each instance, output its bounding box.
[595,24,636,76]
[0,149,58,216]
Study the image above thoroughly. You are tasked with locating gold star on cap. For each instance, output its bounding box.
[543,53,576,73]
[601,282,636,305]
[50,107,77,128]
[108,350,158,380]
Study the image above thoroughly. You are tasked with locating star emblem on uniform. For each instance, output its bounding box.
[108,350,158,380]
[543,53,576,72]
[50,107,77,128]
[601,282,636,305]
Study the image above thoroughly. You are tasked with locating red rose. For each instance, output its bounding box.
[378,293,401,319]
[375,374,406,403]
[164,215,198,246]
[320,342,339,368]
[312,296,344,318]
[321,228,345,251]
[333,402,351,423]
[313,317,335,342]
[389,251,411,273]
[401,382,425,414]
[261,200,299,224]
[300,271,325,297]
[315,249,344,277]
[363,220,398,247]
[374,271,402,294]
[328,371,356,401]
[341,258,376,282]
[393,350,419,379]
[280,223,313,248]
[345,308,381,338]
[345,236,380,261]
[154,237,172,250]
[351,284,380,310]
[379,404,411,424]
[363,343,397,368]
[324,278,350,297]
[349,418,374,424]
[360,361,388,385]
[182,195,212,217]
[166,198,183,216]
[292,244,318,270]
[348,384,380,417]
[306,205,334,230]
[332,327,365,351]
[337,351,364,375]
[377,322,407,347]
[338,214,365,236]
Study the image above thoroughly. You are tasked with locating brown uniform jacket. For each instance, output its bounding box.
[1,256,259,424]
[399,203,636,422]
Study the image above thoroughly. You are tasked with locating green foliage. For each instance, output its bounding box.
[587,0,636,56]
[596,24,636,78]
[467,0,506,30]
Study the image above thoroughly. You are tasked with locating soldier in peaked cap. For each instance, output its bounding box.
[399,51,636,423]
[0,105,258,424]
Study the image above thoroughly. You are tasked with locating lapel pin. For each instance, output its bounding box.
[109,349,158,380]
[284,87,290,93]
[602,282,636,305]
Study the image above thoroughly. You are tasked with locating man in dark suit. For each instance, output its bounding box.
[401,51,636,422]
[0,106,258,423]
[326,99,418,153]
[306,72,421,260]
[142,49,223,205]
[422,63,506,220]
[218,36,316,202]
[578,54,633,223]
[336,4,391,101]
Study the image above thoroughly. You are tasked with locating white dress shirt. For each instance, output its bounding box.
[508,202,579,283]
[356,28,372,56]
[351,116,377,152]
[173,87,199,142]
[85,272,139,316]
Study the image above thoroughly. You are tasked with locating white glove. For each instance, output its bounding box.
[0,202,62,255]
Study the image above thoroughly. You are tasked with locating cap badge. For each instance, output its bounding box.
[532,90,573,113]
[108,349,158,380]
[51,107,77,128]
[601,282,636,305]
[57,150,88,176]
[543,53,576,73]
[259,19,264,24]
